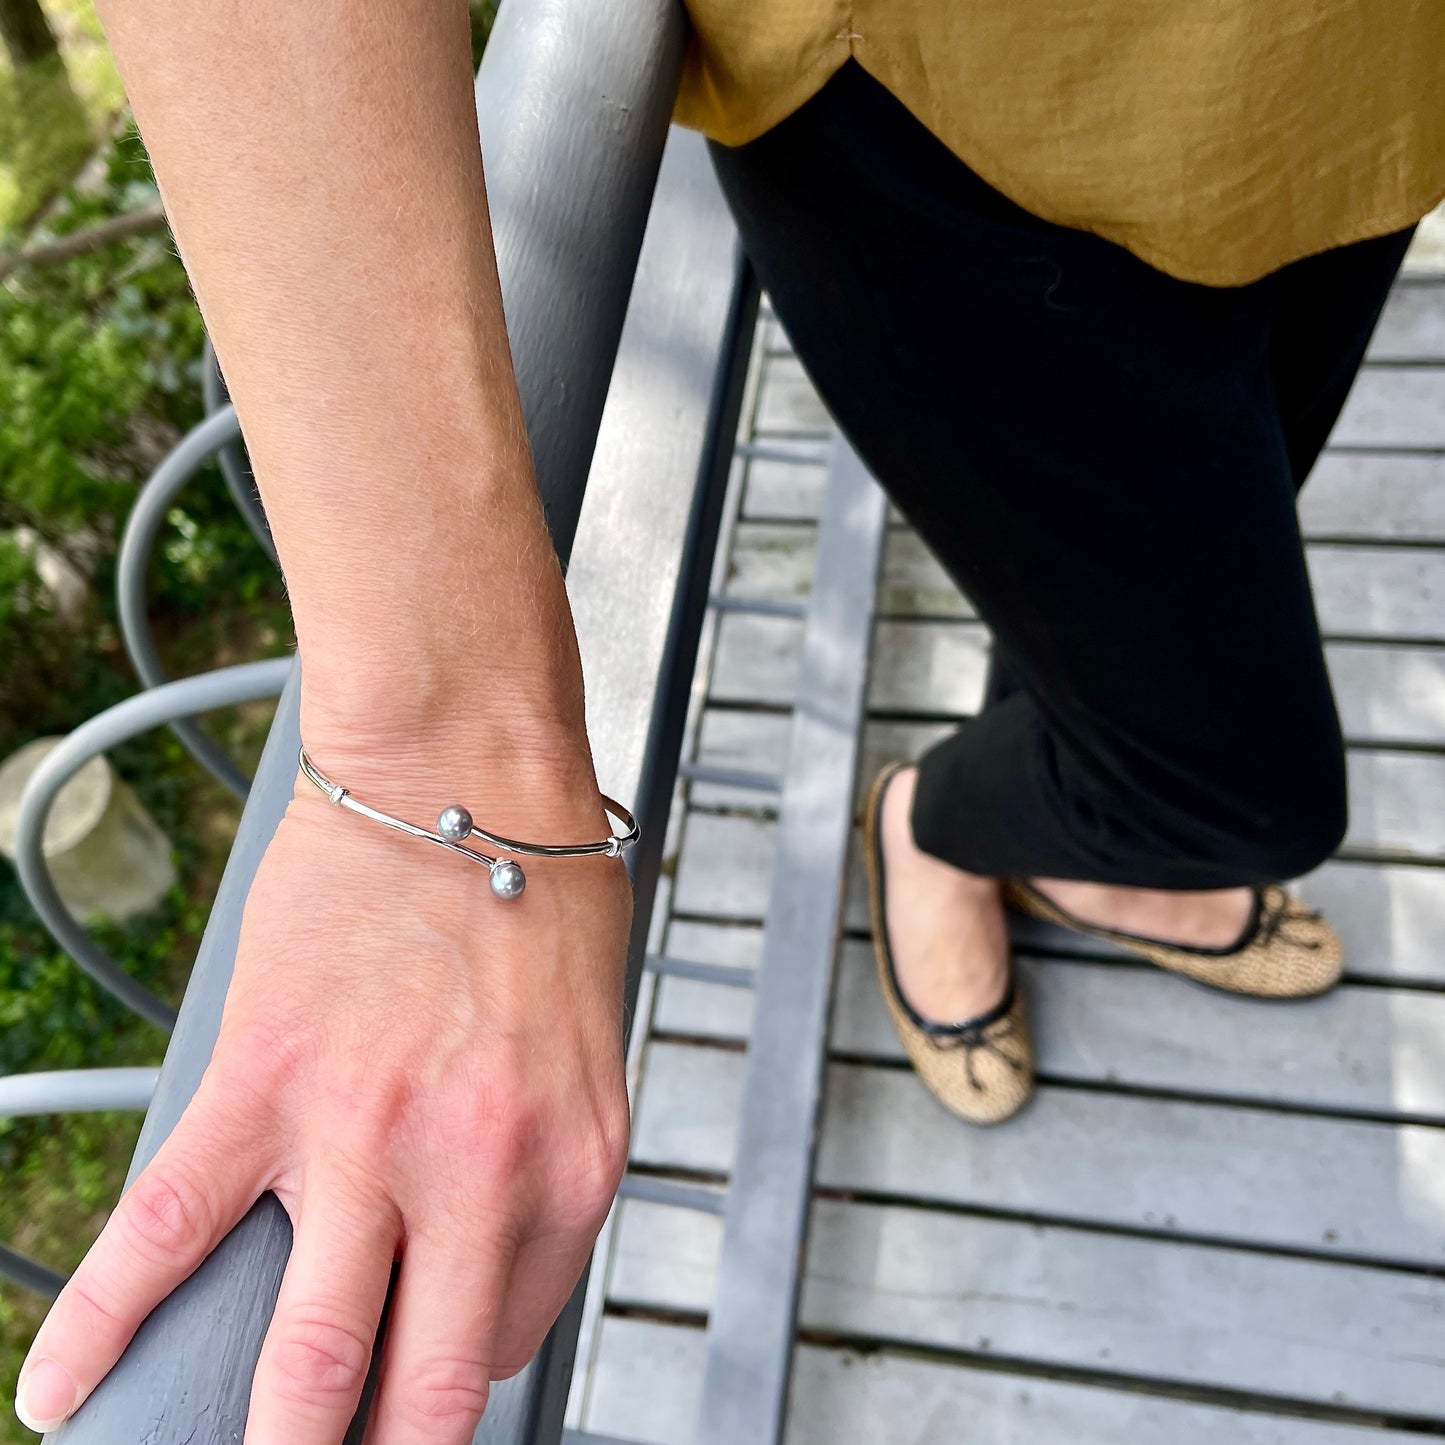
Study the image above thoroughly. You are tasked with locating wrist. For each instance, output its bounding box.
[295,588,589,745]
[294,697,610,847]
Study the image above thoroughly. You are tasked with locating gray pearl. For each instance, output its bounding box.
[436,804,473,842]
[490,860,526,900]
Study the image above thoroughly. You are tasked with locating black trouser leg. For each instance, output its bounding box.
[985,222,1410,721]
[710,62,1412,889]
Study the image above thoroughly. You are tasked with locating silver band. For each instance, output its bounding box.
[296,746,639,901]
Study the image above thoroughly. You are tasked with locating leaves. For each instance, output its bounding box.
[0,111,286,1395]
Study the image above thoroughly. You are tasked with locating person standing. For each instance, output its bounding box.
[14,3,1444,1438]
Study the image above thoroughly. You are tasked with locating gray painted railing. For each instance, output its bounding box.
[6,0,769,1438]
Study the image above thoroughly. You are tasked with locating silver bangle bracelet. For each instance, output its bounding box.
[297,745,639,900]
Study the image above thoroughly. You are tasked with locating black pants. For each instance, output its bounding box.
[709,62,1413,891]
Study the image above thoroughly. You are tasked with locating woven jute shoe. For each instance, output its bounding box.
[1002,878,1343,998]
[864,763,1034,1125]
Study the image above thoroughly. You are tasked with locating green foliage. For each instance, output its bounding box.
[469,1,499,72]
[1,279,145,529]
[0,0,123,235]
[2,128,202,531]
[0,53,91,232]
[0,110,287,1427]
[1,121,286,726]
[1,113,289,1068]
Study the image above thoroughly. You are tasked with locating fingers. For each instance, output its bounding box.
[487,1223,602,1379]
[244,1171,398,1445]
[361,1231,512,1445]
[362,1216,604,1444]
[16,1086,266,1435]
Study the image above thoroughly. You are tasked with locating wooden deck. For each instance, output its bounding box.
[566,263,1445,1442]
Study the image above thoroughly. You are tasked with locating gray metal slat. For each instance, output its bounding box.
[631,1042,1445,1268]
[615,1175,727,1217]
[645,954,757,990]
[479,134,759,1445]
[606,1195,1445,1421]
[692,439,888,1445]
[652,931,1445,1123]
[675,761,784,794]
[586,1317,1445,1445]
[706,592,807,619]
[732,441,828,467]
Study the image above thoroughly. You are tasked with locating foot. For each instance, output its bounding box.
[880,766,1011,1022]
[1028,878,1254,949]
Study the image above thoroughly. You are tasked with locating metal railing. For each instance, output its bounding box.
[11,0,893,1439]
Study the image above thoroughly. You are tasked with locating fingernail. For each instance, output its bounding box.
[15,1358,77,1434]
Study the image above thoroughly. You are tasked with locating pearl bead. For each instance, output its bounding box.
[436,804,473,842]
[490,860,526,900]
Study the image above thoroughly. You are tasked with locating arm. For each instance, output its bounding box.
[110,0,593,785]
[15,2,633,1440]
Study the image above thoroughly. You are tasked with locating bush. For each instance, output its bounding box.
[0,116,288,1435]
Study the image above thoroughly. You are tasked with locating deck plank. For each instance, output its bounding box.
[743,450,1445,544]
[707,621,1445,746]
[605,1198,1445,1419]
[682,716,1445,860]
[1366,279,1445,361]
[1312,545,1445,641]
[843,953,1445,1118]
[1334,370,1445,450]
[1296,861,1445,984]
[740,456,828,521]
[583,1318,1442,1445]
[725,523,1445,639]
[752,281,1445,375]
[672,804,1445,985]
[631,1042,1445,1266]
[853,853,1445,989]
[1302,454,1445,540]
[1346,749,1445,857]
[752,355,829,437]
[651,932,1445,1120]
[752,354,1445,449]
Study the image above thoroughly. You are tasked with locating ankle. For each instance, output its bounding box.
[1031,878,1254,950]
[878,767,1012,1022]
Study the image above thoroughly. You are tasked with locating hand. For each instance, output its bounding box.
[16,768,633,1443]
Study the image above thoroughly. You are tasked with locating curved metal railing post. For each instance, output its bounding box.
[51,0,689,1439]
[14,659,292,1029]
[0,1070,160,1295]
[114,405,257,799]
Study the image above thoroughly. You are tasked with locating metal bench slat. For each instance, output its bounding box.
[692,439,887,1445]
[586,1316,1443,1445]
[606,1195,1445,1422]
[631,1041,1445,1269]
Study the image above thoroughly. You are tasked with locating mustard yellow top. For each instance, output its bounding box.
[675,2,1445,286]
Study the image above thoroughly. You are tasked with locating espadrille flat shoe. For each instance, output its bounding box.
[864,763,1034,1125]
[1002,878,1343,998]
